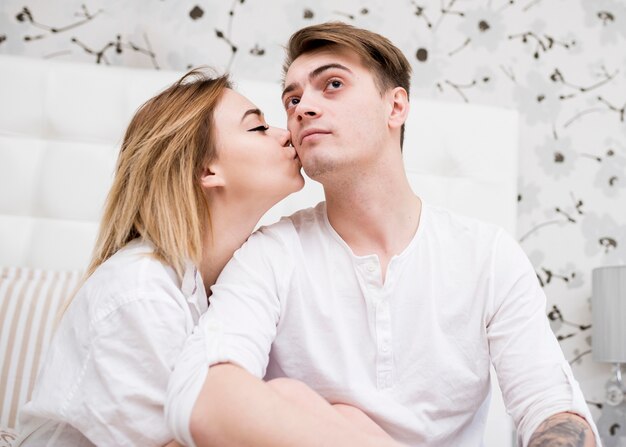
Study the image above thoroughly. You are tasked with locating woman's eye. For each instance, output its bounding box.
[248,125,269,132]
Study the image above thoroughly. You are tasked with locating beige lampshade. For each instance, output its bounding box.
[592,265,626,363]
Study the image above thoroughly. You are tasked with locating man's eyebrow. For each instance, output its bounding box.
[281,63,353,100]
[240,108,263,123]
[310,63,352,80]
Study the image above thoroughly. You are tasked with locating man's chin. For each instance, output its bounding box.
[301,162,333,181]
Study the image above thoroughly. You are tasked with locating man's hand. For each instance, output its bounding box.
[528,412,595,447]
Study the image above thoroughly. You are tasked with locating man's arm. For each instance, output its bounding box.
[528,412,595,447]
[190,363,401,447]
[486,231,601,445]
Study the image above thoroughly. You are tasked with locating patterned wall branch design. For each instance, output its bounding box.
[214,0,246,71]
[551,66,620,101]
[411,1,434,29]
[548,304,591,338]
[434,0,465,30]
[70,34,159,68]
[435,74,492,103]
[16,4,101,42]
[508,30,576,59]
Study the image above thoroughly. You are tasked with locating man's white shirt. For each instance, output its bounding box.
[167,201,600,447]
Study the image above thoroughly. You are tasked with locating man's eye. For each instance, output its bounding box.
[248,125,269,132]
[328,79,342,89]
[285,97,300,109]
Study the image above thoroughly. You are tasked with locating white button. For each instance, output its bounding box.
[381,337,390,352]
[366,264,376,272]
[382,372,392,387]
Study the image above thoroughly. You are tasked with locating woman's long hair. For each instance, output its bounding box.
[87,69,230,280]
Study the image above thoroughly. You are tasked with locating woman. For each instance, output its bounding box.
[15,69,304,446]
[16,69,396,447]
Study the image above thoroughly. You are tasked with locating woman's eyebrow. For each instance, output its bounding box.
[240,108,263,123]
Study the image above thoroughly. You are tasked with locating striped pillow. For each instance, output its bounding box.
[0,427,17,447]
[0,267,82,431]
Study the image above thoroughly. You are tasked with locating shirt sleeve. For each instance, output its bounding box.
[62,295,188,447]
[486,230,601,447]
[166,226,289,447]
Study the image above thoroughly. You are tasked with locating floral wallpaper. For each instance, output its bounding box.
[1,0,625,443]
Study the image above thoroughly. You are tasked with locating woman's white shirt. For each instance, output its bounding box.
[16,239,208,447]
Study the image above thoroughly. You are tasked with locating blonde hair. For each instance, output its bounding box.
[87,69,230,280]
[283,22,412,147]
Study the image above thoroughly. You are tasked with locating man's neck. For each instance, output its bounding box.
[324,169,422,281]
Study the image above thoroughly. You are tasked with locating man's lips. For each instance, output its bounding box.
[299,128,331,145]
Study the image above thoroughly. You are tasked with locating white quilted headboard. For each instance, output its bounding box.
[0,55,518,446]
[0,55,517,270]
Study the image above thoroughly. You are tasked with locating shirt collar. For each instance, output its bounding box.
[181,260,209,314]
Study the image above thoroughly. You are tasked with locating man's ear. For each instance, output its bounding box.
[199,162,226,189]
[388,87,409,131]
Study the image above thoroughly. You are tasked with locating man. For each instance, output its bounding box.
[166,22,600,447]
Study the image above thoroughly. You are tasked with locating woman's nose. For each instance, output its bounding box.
[270,127,292,147]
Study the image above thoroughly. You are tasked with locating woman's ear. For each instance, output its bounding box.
[388,87,410,131]
[199,162,225,189]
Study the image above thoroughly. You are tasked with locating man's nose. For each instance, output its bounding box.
[295,94,320,121]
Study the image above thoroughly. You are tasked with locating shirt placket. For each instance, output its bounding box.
[375,294,394,389]
[358,259,394,390]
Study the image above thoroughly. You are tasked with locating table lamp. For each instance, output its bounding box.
[592,265,626,406]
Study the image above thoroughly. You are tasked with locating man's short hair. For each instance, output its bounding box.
[283,21,412,148]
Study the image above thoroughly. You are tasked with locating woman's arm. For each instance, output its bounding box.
[168,230,399,446]
[189,363,401,447]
